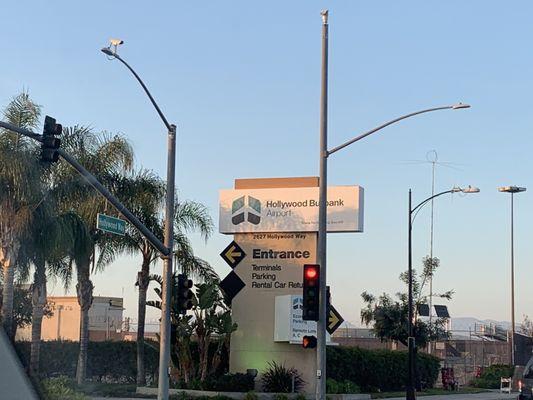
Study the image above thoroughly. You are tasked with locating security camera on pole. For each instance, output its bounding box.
[101,40,177,400]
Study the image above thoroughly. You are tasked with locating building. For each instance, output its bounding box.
[17,296,124,342]
[331,326,401,350]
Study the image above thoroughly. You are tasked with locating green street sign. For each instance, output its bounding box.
[97,213,126,236]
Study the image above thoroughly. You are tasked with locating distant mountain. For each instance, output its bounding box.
[451,317,511,332]
[340,321,358,329]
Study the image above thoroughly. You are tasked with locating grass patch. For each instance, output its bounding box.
[75,382,153,398]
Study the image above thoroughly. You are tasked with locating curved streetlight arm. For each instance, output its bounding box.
[327,105,468,157]
[411,189,457,218]
[101,48,172,131]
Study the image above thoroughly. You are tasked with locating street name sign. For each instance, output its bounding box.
[220,241,246,269]
[97,213,126,236]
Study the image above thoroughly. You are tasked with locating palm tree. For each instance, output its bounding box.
[0,92,42,339]
[50,125,133,384]
[18,202,86,375]
[97,170,215,386]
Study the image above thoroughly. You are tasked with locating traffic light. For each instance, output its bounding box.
[41,115,62,163]
[176,274,194,314]
[302,335,317,349]
[302,264,320,321]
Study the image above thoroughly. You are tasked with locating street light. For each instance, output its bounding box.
[498,185,526,366]
[407,186,479,399]
[101,42,176,400]
[316,11,471,400]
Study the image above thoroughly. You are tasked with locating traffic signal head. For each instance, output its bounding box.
[302,264,320,321]
[302,335,317,349]
[176,273,194,314]
[41,115,62,163]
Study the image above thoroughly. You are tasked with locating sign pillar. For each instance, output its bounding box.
[219,177,361,394]
[224,177,319,393]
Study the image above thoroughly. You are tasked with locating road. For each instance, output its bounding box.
[90,393,517,400]
[384,392,516,400]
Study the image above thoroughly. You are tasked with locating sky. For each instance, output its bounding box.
[1,1,532,329]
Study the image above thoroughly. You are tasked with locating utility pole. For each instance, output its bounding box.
[316,9,329,400]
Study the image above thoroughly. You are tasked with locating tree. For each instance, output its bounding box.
[147,271,235,383]
[94,169,216,386]
[0,92,43,339]
[361,256,452,349]
[98,170,165,387]
[18,203,85,375]
[521,315,533,337]
[0,284,52,338]
[50,125,134,384]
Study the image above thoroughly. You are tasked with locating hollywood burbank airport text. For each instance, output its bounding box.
[265,198,344,217]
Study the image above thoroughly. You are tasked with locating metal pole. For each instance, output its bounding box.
[99,49,177,398]
[510,192,515,366]
[428,156,436,355]
[316,9,328,400]
[407,189,416,400]
[158,124,176,400]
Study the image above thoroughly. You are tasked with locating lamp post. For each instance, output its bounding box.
[498,185,526,366]
[316,11,470,400]
[101,44,176,400]
[407,186,480,399]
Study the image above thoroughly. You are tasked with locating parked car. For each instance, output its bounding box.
[518,354,533,400]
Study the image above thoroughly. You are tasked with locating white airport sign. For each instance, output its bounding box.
[219,186,363,233]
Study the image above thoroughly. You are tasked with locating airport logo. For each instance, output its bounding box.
[232,195,261,225]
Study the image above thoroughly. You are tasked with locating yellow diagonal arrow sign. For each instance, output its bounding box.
[220,240,246,269]
[327,305,344,335]
[328,311,340,330]
[224,245,242,264]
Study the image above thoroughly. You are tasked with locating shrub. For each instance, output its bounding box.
[471,364,514,389]
[326,347,440,392]
[261,361,305,393]
[205,373,255,392]
[273,395,289,400]
[173,373,254,392]
[40,377,87,400]
[15,339,230,384]
[15,340,159,383]
[326,378,360,394]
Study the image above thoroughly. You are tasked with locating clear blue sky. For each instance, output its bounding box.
[2,1,532,327]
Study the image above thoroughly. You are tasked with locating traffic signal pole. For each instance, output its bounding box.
[316,10,329,400]
[0,120,169,257]
[159,123,176,400]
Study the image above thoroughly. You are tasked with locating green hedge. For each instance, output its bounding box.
[15,340,230,384]
[471,364,514,389]
[174,373,255,392]
[16,341,440,391]
[327,347,440,392]
[15,340,159,383]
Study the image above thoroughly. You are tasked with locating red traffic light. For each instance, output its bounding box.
[304,264,319,280]
[305,267,318,279]
[303,264,320,321]
[302,335,317,349]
